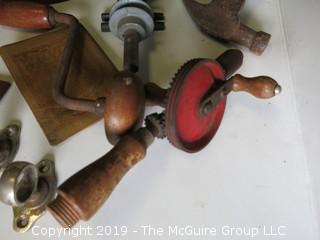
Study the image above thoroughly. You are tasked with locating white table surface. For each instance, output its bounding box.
[0,0,319,239]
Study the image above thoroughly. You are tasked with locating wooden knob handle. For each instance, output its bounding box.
[48,129,153,228]
[231,74,281,99]
[0,2,53,30]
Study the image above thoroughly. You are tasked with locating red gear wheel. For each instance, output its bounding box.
[165,59,226,153]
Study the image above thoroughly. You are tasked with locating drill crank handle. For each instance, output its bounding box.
[0,1,54,30]
[48,128,155,228]
[201,74,281,115]
[230,74,282,99]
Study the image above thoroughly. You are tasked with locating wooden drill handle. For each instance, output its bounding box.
[0,2,53,30]
[231,74,281,99]
[49,129,153,228]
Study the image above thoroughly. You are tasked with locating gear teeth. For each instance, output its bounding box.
[145,113,166,139]
[164,58,203,147]
[163,59,202,108]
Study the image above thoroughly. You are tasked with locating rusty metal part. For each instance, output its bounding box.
[0,158,57,232]
[145,113,166,139]
[0,80,11,101]
[0,124,21,169]
[48,127,154,228]
[183,0,271,55]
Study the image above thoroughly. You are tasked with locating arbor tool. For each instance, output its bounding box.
[0,80,10,101]
[48,49,281,228]
[183,0,271,55]
[0,124,57,232]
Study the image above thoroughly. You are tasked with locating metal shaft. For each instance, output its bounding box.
[123,30,140,73]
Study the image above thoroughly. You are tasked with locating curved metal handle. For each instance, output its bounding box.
[231,74,282,99]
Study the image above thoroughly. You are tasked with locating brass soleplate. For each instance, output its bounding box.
[0,26,118,145]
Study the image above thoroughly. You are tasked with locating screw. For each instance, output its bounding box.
[202,102,213,115]
[7,125,19,137]
[39,161,50,173]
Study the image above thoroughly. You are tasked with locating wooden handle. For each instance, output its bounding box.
[216,49,243,78]
[231,74,281,99]
[0,2,53,30]
[49,129,153,228]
